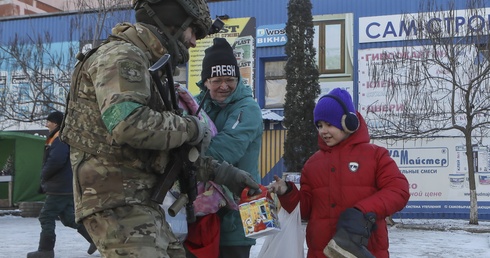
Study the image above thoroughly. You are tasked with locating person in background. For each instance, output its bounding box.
[60,1,260,257]
[27,111,96,258]
[268,88,410,258]
[185,38,263,258]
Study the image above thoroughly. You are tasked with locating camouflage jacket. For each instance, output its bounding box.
[62,22,196,221]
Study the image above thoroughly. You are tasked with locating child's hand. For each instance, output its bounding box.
[267,175,288,195]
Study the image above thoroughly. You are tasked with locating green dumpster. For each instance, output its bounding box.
[0,132,46,206]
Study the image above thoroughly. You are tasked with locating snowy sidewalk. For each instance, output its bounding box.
[254,218,490,257]
[1,214,490,258]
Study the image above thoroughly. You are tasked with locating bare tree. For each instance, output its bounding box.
[367,0,490,224]
[0,0,131,130]
[70,0,131,48]
[0,33,74,127]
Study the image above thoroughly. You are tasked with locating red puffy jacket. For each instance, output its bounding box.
[279,113,410,258]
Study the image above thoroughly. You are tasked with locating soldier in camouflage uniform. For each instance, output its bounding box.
[60,1,260,257]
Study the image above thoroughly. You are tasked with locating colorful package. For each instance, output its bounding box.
[239,185,280,238]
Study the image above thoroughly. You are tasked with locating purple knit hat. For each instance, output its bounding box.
[314,88,357,131]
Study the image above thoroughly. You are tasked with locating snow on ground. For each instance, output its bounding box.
[1,213,490,258]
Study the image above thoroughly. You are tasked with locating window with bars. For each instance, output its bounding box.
[264,60,287,108]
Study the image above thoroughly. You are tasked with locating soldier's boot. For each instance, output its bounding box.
[77,226,97,255]
[26,233,55,258]
[323,208,376,258]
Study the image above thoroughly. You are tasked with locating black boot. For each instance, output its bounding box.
[323,208,376,258]
[27,233,55,258]
[77,226,97,255]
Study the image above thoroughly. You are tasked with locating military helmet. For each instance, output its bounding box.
[133,0,212,39]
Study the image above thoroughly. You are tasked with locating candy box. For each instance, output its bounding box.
[238,185,280,238]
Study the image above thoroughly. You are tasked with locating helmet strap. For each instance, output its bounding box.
[141,1,191,65]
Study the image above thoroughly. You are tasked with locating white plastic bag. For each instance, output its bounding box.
[161,191,188,242]
[257,203,305,258]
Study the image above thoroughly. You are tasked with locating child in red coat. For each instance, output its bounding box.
[268,88,410,258]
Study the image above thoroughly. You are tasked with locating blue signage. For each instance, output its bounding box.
[256,24,287,47]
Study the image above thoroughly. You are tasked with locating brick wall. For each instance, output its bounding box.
[0,0,63,17]
[0,3,18,17]
[35,0,62,13]
[18,0,34,6]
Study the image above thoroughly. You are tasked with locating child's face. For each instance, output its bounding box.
[317,121,349,146]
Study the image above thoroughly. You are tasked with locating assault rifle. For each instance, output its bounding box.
[149,18,225,223]
[149,54,198,223]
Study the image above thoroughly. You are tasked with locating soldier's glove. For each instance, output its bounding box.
[196,157,261,196]
[213,161,261,196]
[186,116,212,154]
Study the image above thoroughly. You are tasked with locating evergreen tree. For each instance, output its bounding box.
[283,0,320,172]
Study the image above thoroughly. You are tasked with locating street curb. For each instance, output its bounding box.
[392,223,490,233]
[0,209,21,216]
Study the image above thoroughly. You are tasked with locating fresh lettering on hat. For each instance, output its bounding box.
[210,65,237,78]
[201,38,240,82]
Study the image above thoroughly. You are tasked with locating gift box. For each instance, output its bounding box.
[239,185,280,238]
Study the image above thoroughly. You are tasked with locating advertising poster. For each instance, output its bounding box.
[357,46,487,136]
[372,138,490,215]
[188,17,256,95]
[358,47,490,215]
[359,8,490,44]
[256,23,286,47]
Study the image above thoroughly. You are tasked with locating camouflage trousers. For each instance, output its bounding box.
[82,204,186,258]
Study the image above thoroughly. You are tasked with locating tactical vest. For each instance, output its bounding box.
[60,25,164,159]
[59,44,121,156]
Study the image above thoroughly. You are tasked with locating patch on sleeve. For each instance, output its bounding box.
[118,60,143,82]
[102,101,142,133]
